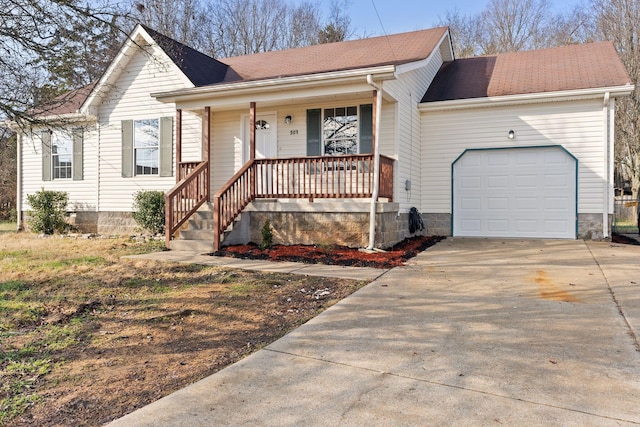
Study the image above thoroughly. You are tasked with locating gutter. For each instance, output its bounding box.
[418,85,635,112]
[366,74,383,250]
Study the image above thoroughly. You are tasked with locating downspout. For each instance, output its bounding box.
[16,131,22,231]
[603,92,611,239]
[366,74,383,250]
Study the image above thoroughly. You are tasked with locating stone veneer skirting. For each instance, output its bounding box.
[421,212,611,240]
[227,200,426,249]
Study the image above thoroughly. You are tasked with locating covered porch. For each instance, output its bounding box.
[160,73,398,251]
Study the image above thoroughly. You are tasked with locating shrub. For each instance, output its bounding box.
[26,189,69,234]
[131,190,165,235]
[260,219,273,250]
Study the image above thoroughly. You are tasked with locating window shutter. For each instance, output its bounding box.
[359,104,373,154]
[159,116,173,177]
[121,120,133,178]
[306,109,321,156]
[41,130,52,181]
[72,128,83,180]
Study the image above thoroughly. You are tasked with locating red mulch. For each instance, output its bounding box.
[213,235,445,269]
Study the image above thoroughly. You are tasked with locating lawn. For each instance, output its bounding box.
[0,233,367,426]
[0,222,16,233]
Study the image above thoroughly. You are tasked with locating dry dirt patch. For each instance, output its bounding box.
[0,234,367,426]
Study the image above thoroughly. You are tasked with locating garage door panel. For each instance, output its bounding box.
[454,147,576,239]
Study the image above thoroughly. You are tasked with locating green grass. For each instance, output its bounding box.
[0,222,17,233]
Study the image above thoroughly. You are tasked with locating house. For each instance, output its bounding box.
[13,24,633,251]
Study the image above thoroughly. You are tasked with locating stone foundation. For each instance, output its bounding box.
[577,213,612,240]
[423,213,452,236]
[230,200,427,249]
[96,211,138,235]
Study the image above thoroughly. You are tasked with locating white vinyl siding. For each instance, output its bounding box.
[21,125,98,211]
[421,99,606,215]
[96,42,190,211]
[384,48,444,210]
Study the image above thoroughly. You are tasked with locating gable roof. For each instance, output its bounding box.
[141,25,228,86]
[422,42,632,103]
[217,27,449,84]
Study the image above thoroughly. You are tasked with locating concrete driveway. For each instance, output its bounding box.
[108,239,640,426]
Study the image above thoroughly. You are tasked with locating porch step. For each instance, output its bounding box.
[169,239,213,253]
[170,202,242,252]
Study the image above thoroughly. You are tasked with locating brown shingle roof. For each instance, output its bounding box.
[219,27,449,83]
[422,42,632,102]
[31,82,96,117]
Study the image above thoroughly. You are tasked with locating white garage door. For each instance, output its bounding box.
[453,146,576,238]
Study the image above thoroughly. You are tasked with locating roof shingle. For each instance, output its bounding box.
[422,42,632,102]
[217,27,449,83]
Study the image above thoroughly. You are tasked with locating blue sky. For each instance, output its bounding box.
[345,0,580,37]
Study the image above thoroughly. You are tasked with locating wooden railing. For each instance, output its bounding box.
[178,161,201,181]
[213,160,256,251]
[213,154,394,251]
[165,161,209,247]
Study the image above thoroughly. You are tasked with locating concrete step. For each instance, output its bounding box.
[169,239,214,253]
[179,229,215,240]
[185,218,215,230]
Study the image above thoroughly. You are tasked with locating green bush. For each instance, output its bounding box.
[26,189,69,235]
[260,219,273,250]
[132,190,165,235]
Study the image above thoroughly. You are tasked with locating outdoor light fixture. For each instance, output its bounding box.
[508,130,515,139]
[284,115,292,124]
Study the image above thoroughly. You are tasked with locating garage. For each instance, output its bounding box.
[452,146,577,238]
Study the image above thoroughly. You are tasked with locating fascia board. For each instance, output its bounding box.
[152,66,397,103]
[80,25,193,113]
[394,29,451,76]
[418,85,635,112]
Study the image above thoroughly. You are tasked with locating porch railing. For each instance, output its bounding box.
[178,161,202,181]
[213,154,394,251]
[165,160,209,247]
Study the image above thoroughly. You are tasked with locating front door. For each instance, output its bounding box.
[244,114,277,161]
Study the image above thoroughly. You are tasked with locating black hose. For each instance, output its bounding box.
[408,207,424,234]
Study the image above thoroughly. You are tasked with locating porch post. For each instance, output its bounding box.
[249,102,256,160]
[204,106,211,202]
[204,106,211,161]
[175,109,182,183]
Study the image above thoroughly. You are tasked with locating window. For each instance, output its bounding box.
[121,117,173,178]
[134,119,159,175]
[323,106,358,155]
[41,128,83,182]
[52,132,73,179]
[306,105,372,157]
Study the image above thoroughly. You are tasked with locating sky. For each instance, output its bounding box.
[344,0,580,37]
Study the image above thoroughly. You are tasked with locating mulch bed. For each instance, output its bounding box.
[612,232,640,246]
[213,235,446,269]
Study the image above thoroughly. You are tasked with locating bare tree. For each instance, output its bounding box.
[441,0,593,57]
[318,0,353,44]
[478,0,553,54]
[593,0,640,199]
[0,0,126,124]
[129,0,216,54]
[438,10,483,58]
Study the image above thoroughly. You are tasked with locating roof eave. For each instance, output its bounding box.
[418,84,635,112]
[152,65,398,103]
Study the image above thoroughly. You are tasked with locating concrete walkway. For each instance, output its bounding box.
[111,239,640,426]
[123,251,387,282]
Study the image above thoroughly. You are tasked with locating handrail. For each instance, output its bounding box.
[165,160,209,248]
[213,159,256,252]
